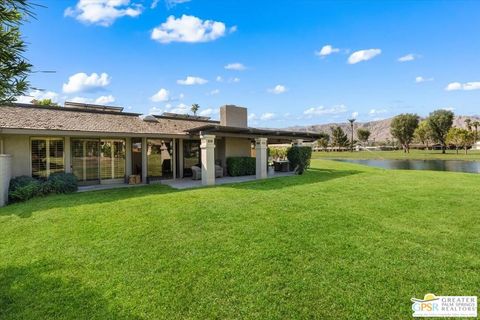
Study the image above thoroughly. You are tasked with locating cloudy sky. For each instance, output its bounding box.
[19,0,480,127]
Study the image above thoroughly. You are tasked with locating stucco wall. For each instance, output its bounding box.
[225,137,251,158]
[2,135,30,177]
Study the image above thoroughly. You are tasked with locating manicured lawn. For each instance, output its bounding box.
[312,149,480,160]
[0,160,479,319]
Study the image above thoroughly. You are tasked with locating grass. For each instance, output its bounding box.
[0,160,479,319]
[312,148,480,160]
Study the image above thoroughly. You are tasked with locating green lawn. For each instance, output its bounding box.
[0,160,479,319]
[312,149,480,160]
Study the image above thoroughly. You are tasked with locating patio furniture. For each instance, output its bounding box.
[273,160,290,172]
[215,164,224,178]
[191,166,202,180]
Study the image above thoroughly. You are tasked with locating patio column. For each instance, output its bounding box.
[125,137,132,177]
[293,139,303,146]
[141,137,148,183]
[64,137,71,173]
[255,137,268,179]
[200,134,215,186]
[178,139,184,178]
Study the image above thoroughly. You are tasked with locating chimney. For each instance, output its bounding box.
[220,105,248,128]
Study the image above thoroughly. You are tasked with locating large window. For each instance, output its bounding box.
[71,139,100,184]
[31,138,65,178]
[183,140,200,177]
[100,139,126,180]
[147,139,173,180]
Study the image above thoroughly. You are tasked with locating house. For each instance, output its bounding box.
[0,102,322,205]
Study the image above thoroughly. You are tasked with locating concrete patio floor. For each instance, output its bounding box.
[161,171,295,189]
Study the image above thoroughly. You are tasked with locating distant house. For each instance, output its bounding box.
[0,103,321,205]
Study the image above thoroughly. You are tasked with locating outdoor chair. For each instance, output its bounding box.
[191,166,202,180]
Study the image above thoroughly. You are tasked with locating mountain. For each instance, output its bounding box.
[287,115,480,142]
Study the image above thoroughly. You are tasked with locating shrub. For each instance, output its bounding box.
[227,157,256,176]
[8,176,43,203]
[44,172,78,194]
[287,146,312,175]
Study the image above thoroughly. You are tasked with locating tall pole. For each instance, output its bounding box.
[348,118,355,152]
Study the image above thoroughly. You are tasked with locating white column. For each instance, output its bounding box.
[0,155,12,207]
[64,137,71,173]
[178,139,184,178]
[141,137,148,183]
[292,139,304,146]
[255,137,268,179]
[172,139,176,180]
[125,137,132,177]
[200,134,215,186]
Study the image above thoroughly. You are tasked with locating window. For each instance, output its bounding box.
[31,138,64,178]
[183,140,200,177]
[100,139,126,180]
[147,139,173,180]
[71,139,100,184]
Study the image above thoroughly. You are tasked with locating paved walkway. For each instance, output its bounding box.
[161,172,295,189]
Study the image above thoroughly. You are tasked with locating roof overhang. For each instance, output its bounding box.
[187,125,322,142]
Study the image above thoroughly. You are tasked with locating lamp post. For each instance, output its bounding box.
[348,118,356,152]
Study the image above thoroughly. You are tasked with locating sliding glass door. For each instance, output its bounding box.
[100,139,126,182]
[147,139,173,181]
[71,139,100,185]
[183,140,200,177]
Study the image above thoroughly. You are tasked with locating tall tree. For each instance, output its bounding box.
[414,120,433,150]
[464,118,472,131]
[347,118,355,151]
[31,98,58,106]
[316,133,330,151]
[1,0,33,104]
[472,121,479,141]
[330,126,349,149]
[446,127,475,154]
[427,109,454,154]
[390,113,419,153]
[356,128,371,147]
[191,103,200,116]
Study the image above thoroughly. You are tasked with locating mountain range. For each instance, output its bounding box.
[287,115,480,142]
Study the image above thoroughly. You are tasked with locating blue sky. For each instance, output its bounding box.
[19,0,480,127]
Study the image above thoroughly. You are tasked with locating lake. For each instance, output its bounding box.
[335,159,480,174]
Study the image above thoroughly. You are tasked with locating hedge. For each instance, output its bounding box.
[8,173,78,204]
[287,146,312,175]
[227,157,256,176]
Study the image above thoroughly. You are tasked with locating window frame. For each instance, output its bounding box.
[30,137,65,178]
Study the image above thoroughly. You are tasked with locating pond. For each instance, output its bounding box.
[334,159,480,174]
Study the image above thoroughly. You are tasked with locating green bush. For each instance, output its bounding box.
[8,176,43,203]
[287,146,312,175]
[44,172,78,194]
[227,157,256,176]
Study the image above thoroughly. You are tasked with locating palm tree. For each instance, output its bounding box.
[464,118,472,131]
[191,103,200,116]
[472,121,480,141]
[348,118,356,152]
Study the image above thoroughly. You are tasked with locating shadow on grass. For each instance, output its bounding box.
[229,167,363,191]
[0,184,180,219]
[0,261,140,320]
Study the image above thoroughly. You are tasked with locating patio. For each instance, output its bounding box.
[160,171,295,189]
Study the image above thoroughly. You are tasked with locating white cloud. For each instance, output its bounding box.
[445,81,480,91]
[260,112,276,120]
[170,103,189,113]
[95,95,115,104]
[348,49,381,64]
[216,76,224,82]
[69,96,91,103]
[151,88,170,102]
[149,106,163,114]
[63,72,111,93]
[199,108,219,117]
[351,111,359,119]
[164,0,191,8]
[398,53,418,62]
[65,0,142,27]
[151,15,232,43]
[15,90,59,104]
[177,76,208,85]
[303,104,347,117]
[315,44,340,57]
[415,76,433,83]
[248,113,257,121]
[268,84,287,94]
[229,77,240,83]
[224,63,246,71]
[368,109,387,115]
[207,89,220,95]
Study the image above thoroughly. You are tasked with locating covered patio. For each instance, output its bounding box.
[186,124,324,186]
